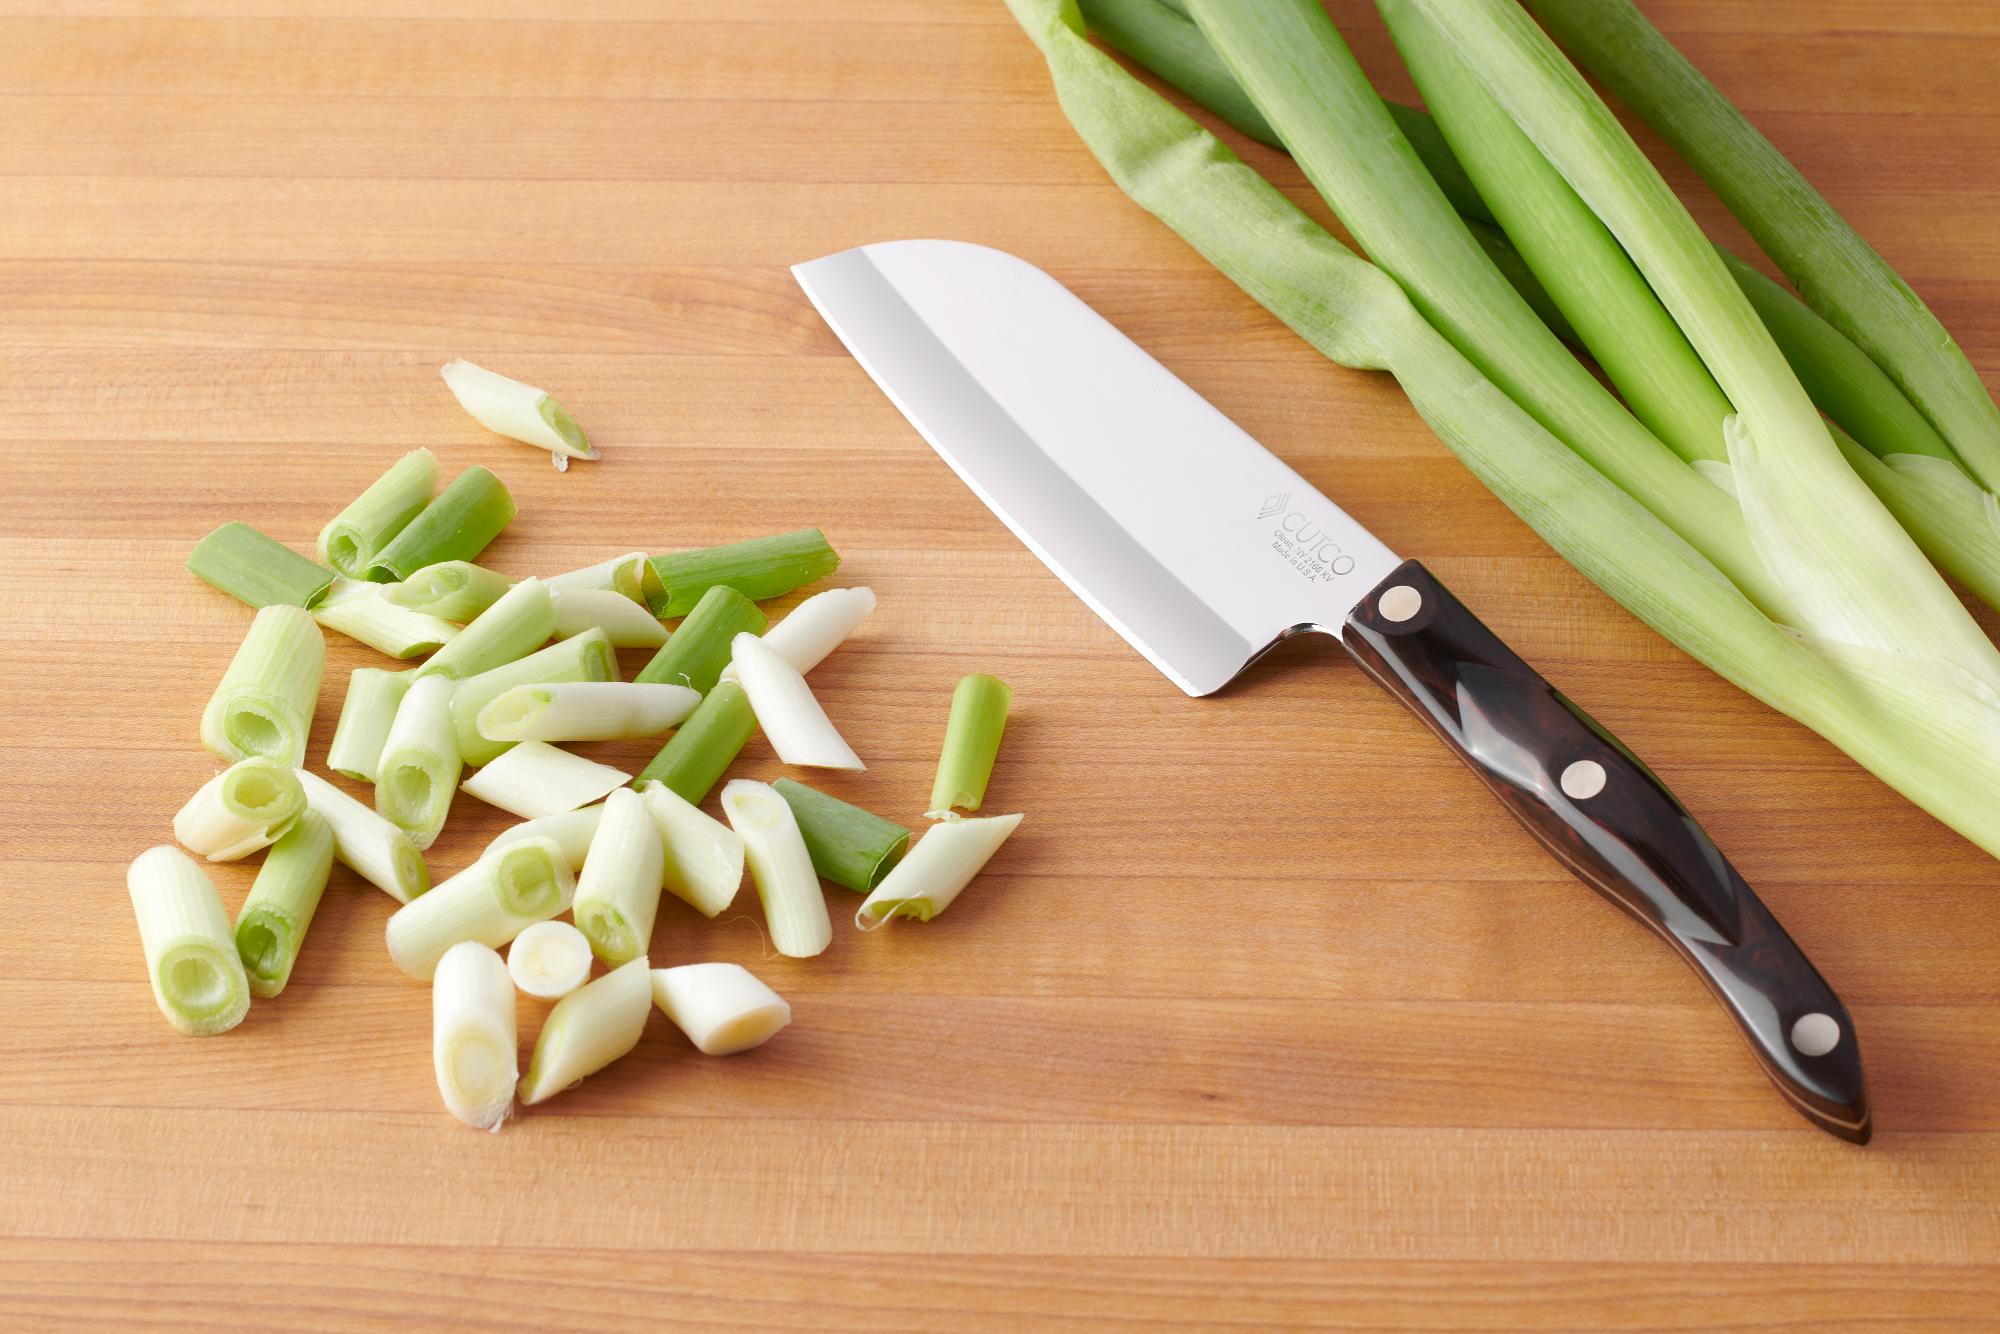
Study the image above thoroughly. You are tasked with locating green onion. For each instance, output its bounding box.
[650,963,790,1056]
[297,769,431,905]
[440,360,597,471]
[313,578,460,659]
[385,561,514,623]
[636,584,768,693]
[928,673,1012,816]
[646,527,839,618]
[186,521,336,611]
[572,787,665,966]
[449,628,618,767]
[127,846,251,1036]
[172,756,306,862]
[519,956,652,1106]
[729,632,863,771]
[200,603,324,769]
[771,778,910,893]
[720,779,830,959]
[365,465,517,583]
[374,673,463,851]
[326,668,412,783]
[1523,0,2000,493]
[634,681,756,806]
[641,784,745,918]
[460,740,629,821]
[317,448,439,579]
[477,681,699,744]
[1178,0,1790,622]
[1002,0,2000,856]
[549,588,668,648]
[432,941,517,1131]
[233,808,335,998]
[416,576,553,681]
[856,813,1023,928]
[385,835,575,980]
[718,586,875,685]
[545,552,663,608]
[484,804,603,873]
[507,920,593,1001]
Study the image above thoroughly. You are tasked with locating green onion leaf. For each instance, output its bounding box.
[636,583,768,693]
[234,808,335,998]
[187,521,336,611]
[771,778,910,893]
[929,673,1012,817]
[646,528,839,618]
[415,576,554,682]
[317,448,439,579]
[365,465,517,583]
[634,680,756,807]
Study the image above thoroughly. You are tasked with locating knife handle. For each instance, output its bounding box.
[1339,560,1869,1142]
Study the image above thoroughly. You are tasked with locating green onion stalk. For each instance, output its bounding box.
[1084,0,2000,615]
[1001,0,2000,858]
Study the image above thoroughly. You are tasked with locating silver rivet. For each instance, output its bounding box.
[1559,759,1607,800]
[1378,585,1422,622]
[1791,1012,1840,1057]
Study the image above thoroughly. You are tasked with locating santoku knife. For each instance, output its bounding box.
[794,238,1869,1143]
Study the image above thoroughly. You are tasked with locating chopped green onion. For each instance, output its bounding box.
[384,835,575,980]
[928,673,1012,816]
[416,576,553,682]
[636,584,768,693]
[440,359,597,471]
[1523,0,2000,493]
[641,784,744,919]
[432,941,518,1131]
[317,448,439,579]
[296,769,430,905]
[385,561,514,623]
[365,465,517,583]
[200,603,324,769]
[313,579,460,659]
[549,588,668,648]
[771,778,909,893]
[483,804,603,873]
[650,963,790,1056]
[186,521,336,611]
[545,552,662,608]
[634,681,756,806]
[728,632,862,771]
[325,668,412,784]
[646,527,839,618]
[477,682,700,744]
[233,808,334,998]
[127,846,252,1036]
[506,920,593,1001]
[374,673,463,851]
[718,586,875,685]
[460,741,629,821]
[857,813,1023,929]
[450,628,618,767]
[720,779,830,959]
[172,756,305,862]
[572,787,665,966]
[518,956,651,1106]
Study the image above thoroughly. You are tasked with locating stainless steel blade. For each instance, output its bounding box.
[793,239,1400,696]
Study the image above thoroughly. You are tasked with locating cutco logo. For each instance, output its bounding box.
[1262,499,1357,583]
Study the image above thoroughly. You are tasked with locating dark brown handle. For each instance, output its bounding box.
[1342,560,1869,1143]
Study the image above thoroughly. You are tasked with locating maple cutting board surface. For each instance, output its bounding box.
[3,0,1998,1327]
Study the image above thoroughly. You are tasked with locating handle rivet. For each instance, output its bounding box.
[1378,585,1422,622]
[1559,759,1607,800]
[1791,1012,1841,1057]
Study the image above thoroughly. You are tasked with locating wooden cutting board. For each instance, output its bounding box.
[3,0,1996,1325]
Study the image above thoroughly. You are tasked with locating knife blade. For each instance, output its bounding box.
[794,238,1868,1143]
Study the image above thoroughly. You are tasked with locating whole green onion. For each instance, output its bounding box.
[647,528,839,618]
[636,584,768,693]
[187,521,336,611]
[366,465,517,583]
[771,778,910,892]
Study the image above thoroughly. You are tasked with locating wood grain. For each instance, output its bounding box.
[2,0,1996,1325]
